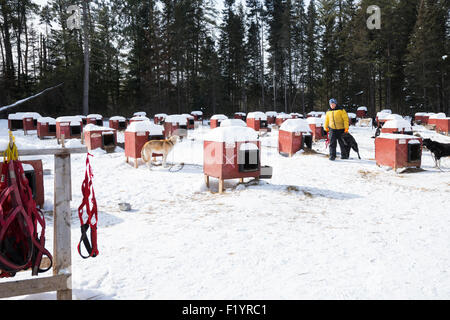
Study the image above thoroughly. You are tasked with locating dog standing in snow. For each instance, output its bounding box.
[422,138,450,168]
[141,135,179,169]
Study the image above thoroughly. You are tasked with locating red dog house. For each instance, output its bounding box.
[109,116,127,131]
[76,115,87,125]
[234,112,247,121]
[191,111,203,122]
[8,112,41,132]
[435,118,450,135]
[247,112,269,132]
[37,117,57,139]
[0,160,45,208]
[164,114,188,139]
[210,114,229,129]
[154,113,167,125]
[278,119,312,157]
[84,124,117,152]
[307,117,326,141]
[375,133,422,170]
[381,119,413,135]
[275,113,292,126]
[86,114,103,126]
[265,111,277,125]
[203,126,272,193]
[125,120,165,168]
[55,116,83,144]
[428,113,446,126]
[357,106,368,118]
[182,114,195,130]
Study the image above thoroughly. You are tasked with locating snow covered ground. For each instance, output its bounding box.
[1,119,449,300]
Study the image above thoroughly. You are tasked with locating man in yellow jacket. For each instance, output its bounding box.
[324,98,349,161]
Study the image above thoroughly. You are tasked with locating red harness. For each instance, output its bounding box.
[77,153,99,259]
[0,160,52,278]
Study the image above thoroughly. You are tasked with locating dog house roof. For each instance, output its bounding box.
[382,119,412,131]
[276,113,292,119]
[415,112,427,116]
[220,119,247,127]
[8,112,42,120]
[87,114,102,119]
[110,116,126,121]
[56,116,83,124]
[84,123,115,132]
[265,111,278,117]
[154,113,167,118]
[357,106,368,111]
[280,119,312,133]
[211,114,229,120]
[165,114,188,125]
[133,112,147,117]
[126,120,164,135]
[205,126,259,143]
[37,117,56,125]
[385,114,404,121]
[247,112,267,120]
[429,113,447,119]
[235,112,246,116]
[191,111,203,115]
[380,109,392,114]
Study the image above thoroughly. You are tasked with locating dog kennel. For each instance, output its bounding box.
[164,115,188,139]
[86,114,103,126]
[84,124,117,152]
[356,106,368,118]
[154,113,168,125]
[0,160,44,208]
[266,111,278,125]
[182,114,195,130]
[278,119,312,157]
[109,116,127,131]
[435,118,450,135]
[210,114,229,129]
[247,112,269,132]
[234,112,247,122]
[375,133,422,170]
[125,120,165,168]
[307,117,326,141]
[191,111,203,122]
[381,119,413,135]
[203,126,272,193]
[55,116,83,144]
[275,113,292,127]
[8,112,41,132]
[37,117,57,139]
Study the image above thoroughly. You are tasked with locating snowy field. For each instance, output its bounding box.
[1,119,450,300]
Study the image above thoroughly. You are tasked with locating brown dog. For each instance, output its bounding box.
[141,135,179,169]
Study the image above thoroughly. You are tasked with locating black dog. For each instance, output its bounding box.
[422,138,450,168]
[341,132,361,159]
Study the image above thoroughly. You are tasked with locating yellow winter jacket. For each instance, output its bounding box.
[324,107,349,131]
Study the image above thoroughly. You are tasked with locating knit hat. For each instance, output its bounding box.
[329,98,337,105]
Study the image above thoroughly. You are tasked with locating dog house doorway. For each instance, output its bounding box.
[238,143,260,172]
[408,142,421,162]
[70,125,81,136]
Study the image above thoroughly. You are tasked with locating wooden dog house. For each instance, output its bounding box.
[278,119,312,157]
[182,114,195,130]
[86,114,103,126]
[84,124,117,152]
[154,113,167,125]
[0,160,44,209]
[37,117,57,139]
[307,117,326,141]
[375,133,422,170]
[203,126,272,193]
[247,112,269,132]
[55,116,83,144]
[275,113,292,126]
[381,119,413,135]
[164,115,188,139]
[191,111,203,122]
[109,116,127,131]
[8,112,41,132]
[210,114,229,129]
[125,120,165,168]
[265,111,277,125]
[357,106,368,118]
[234,112,247,121]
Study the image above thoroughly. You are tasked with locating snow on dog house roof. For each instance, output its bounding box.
[220,119,247,127]
[37,117,56,125]
[378,133,420,140]
[247,111,267,120]
[165,114,188,125]
[133,111,147,117]
[307,111,325,117]
[280,119,312,133]
[8,112,41,120]
[357,106,368,111]
[109,116,126,121]
[429,113,447,119]
[276,113,292,119]
[126,120,164,135]
[87,114,102,119]
[130,115,150,121]
[235,112,246,116]
[380,109,392,114]
[385,114,404,121]
[265,111,278,117]
[205,126,259,143]
[377,111,393,120]
[382,119,412,130]
[154,113,168,118]
[56,116,83,125]
[84,123,114,132]
[182,113,194,119]
[191,111,203,115]
[210,114,228,120]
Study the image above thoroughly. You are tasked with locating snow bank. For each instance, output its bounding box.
[247,112,267,121]
[385,114,404,121]
[204,126,259,143]
[280,119,312,133]
[182,114,195,119]
[290,113,303,118]
[380,109,392,114]
[126,120,164,135]
[220,119,247,127]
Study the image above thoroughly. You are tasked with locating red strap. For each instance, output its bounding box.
[77,153,99,259]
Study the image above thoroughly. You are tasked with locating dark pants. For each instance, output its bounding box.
[329,129,348,159]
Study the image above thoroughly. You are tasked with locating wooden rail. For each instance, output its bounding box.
[0,145,88,300]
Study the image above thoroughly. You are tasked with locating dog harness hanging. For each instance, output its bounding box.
[77,153,99,259]
[0,134,53,278]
